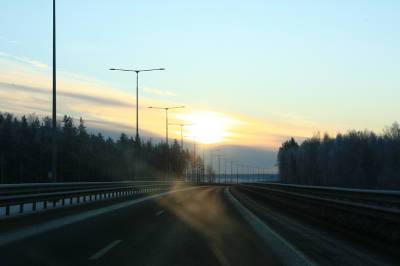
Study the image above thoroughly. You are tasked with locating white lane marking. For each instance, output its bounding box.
[89,240,122,260]
[238,191,385,265]
[155,210,164,216]
[225,187,315,266]
[0,186,203,247]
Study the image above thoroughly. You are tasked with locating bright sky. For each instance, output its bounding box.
[1,1,400,152]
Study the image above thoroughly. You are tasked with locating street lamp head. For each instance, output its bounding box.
[169,105,185,110]
[109,68,116,71]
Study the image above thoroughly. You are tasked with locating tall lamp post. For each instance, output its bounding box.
[168,123,194,148]
[209,149,220,184]
[51,0,57,182]
[217,154,224,184]
[148,105,185,179]
[184,134,197,183]
[109,68,165,142]
[148,106,185,145]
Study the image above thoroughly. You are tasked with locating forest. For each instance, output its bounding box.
[0,112,203,183]
[278,123,400,189]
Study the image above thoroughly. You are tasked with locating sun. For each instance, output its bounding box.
[178,111,232,144]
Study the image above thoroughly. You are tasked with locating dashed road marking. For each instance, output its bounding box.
[155,210,164,216]
[0,186,202,247]
[89,240,122,260]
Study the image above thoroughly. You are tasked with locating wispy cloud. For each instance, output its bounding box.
[143,87,176,96]
[0,82,133,109]
[0,36,19,45]
[0,51,48,69]
[0,53,335,150]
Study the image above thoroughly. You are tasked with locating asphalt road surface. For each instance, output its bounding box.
[0,186,286,266]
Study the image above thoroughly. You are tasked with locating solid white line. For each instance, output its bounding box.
[155,210,164,216]
[0,186,201,247]
[89,240,122,260]
[225,187,315,266]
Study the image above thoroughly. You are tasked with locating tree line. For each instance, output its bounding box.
[278,122,400,189]
[0,112,202,183]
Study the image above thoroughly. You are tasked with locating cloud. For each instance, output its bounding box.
[0,51,48,69]
[0,52,336,151]
[0,82,133,108]
[0,36,19,45]
[143,87,177,96]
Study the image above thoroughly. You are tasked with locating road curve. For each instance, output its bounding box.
[0,186,285,266]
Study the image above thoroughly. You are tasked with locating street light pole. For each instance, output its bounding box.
[191,135,197,182]
[230,160,233,184]
[109,68,165,142]
[179,125,183,147]
[51,0,57,182]
[218,156,221,184]
[148,105,185,180]
[209,149,220,184]
[224,159,227,184]
[148,106,185,145]
[135,72,139,140]
[236,164,239,184]
[169,123,194,149]
[166,108,168,144]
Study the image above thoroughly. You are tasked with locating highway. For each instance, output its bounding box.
[0,185,397,266]
[0,186,283,266]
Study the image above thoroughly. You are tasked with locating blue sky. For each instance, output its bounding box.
[1,1,400,157]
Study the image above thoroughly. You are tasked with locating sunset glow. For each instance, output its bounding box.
[177,111,235,144]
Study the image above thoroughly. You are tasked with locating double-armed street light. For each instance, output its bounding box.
[148,105,184,180]
[168,123,195,148]
[51,0,57,181]
[109,68,165,142]
[208,149,220,183]
[148,106,185,145]
[217,154,224,184]
[184,134,197,182]
[230,160,233,184]
[109,68,164,180]
[224,158,228,184]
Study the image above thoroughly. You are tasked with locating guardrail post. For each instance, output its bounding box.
[44,201,47,209]
[19,204,23,213]
[5,205,10,216]
[33,201,36,211]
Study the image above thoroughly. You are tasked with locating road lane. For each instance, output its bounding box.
[0,186,281,266]
[232,185,399,266]
[89,240,123,260]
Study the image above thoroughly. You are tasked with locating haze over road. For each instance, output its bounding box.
[0,187,282,266]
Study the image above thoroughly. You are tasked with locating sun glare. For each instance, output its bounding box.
[178,111,232,144]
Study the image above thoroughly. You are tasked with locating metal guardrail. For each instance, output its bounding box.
[238,183,400,242]
[246,182,400,209]
[0,181,188,217]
